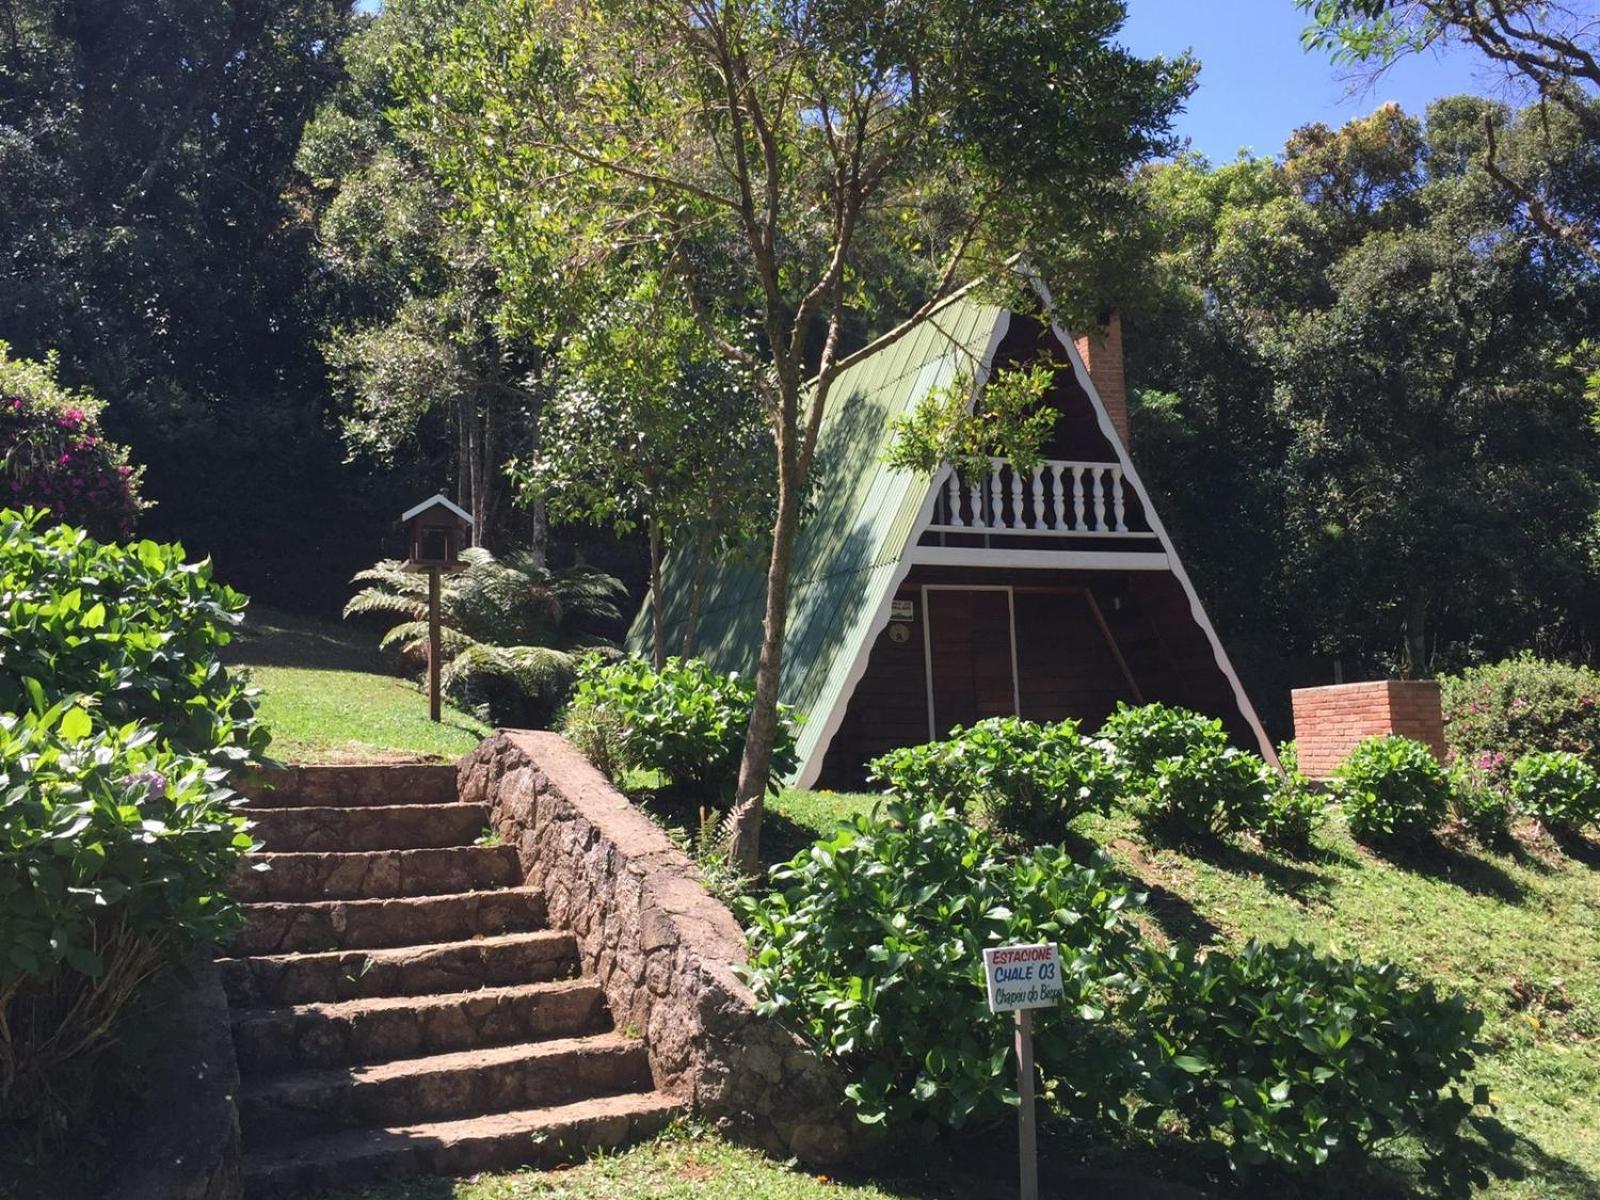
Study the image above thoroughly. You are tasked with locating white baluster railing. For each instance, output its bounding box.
[928,458,1154,539]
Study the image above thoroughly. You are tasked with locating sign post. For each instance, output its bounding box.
[983,943,1064,1200]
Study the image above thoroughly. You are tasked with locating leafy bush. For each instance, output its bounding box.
[346,548,625,726]
[0,706,256,1127]
[1098,701,1230,795]
[0,509,265,761]
[1508,750,1600,834]
[1442,655,1600,774]
[867,717,1116,843]
[1330,735,1451,844]
[1147,744,1276,839]
[1140,940,1485,1174]
[1449,761,1512,845]
[0,346,144,539]
[742,800,1140,1132]
[1256,778,1325,854]
[563,655,796,798]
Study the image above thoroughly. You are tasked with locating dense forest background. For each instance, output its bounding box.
[2,0,1596,733]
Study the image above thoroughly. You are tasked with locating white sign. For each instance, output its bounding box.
[982,944,1064,1013]
[890,598,915,621]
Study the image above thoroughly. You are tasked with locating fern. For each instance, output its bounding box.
[345,547,626,726]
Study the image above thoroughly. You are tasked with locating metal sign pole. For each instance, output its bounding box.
[1016,1007,1038,1200]
[427,567,442,723]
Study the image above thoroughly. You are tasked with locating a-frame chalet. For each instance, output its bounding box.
[627,283,1272,788]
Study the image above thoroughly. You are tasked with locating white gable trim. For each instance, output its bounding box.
[401,494,474,525]
[792,311,1013,788]
[1025,270,1278,766]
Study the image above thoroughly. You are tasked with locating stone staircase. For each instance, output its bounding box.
[221,765,680,1197]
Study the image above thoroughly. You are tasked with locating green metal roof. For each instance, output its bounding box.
[626,293,1009,778]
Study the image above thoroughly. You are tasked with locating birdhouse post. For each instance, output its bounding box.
[400,495,474,722]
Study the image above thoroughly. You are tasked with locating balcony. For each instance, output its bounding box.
[926,458,1154,538]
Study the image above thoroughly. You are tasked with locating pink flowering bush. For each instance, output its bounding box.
[1442,655,1600,777]
[0,343,145,538]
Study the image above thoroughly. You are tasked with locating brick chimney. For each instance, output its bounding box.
[1074,310,1129,449]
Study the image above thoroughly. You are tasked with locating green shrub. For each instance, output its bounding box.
[1331,735,1451,844]
[1449,761,1512,845]
[1097,701,1229,795]
[1146,744,1276,839]
[347,550,625,727]
[564,655,796,798]
[868,717,1115,844]
[1441,654,1600,774]
[742,800,1140,1132]
[0,509,266,761]
[0,347,145,539]
[1140,940,1485,1174]
[1256,779,1325,853]
[0,706,256,1127]
[1508,750,1600,834]
[561,701,627,782]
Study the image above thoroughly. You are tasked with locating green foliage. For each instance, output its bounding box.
[0,346,145,540]
[1442,655,1600,775]
[882,363,1061,478]
[1097,702,1230,796]
[1508,751,1600,835]
[1140,939,1485,1174]
[1449,760,1514,846]
[742,800,1140,1132]
[1331,735,1451,843]
[0,509,266,762]
[0,709,256,1128]
[1256,774,1327,854]
[344,548,624,726]
[1147,744,1278,840]
[868,717,1116,844]
[0,514,262,1134]
[563,656,797,799]
[1128,96,1600,691]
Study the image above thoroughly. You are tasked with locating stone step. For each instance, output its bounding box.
[232,845,523,903]
[248,803,490,853]
[241,1090,683,1197]
[237,764,460,809]
[218,930,581,1008]
[232,980,611,1074]
[232,888,546,956]
[239,1035,654,1148]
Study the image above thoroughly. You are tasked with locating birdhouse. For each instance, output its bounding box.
[401,494,473,570]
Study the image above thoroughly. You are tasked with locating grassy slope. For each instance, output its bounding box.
[228,606,491,763]
[766,789,1600,1200]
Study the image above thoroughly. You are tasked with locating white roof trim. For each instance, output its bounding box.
[1023,267,1279,767]
[402,494,474,525]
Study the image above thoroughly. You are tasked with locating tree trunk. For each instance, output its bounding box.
[1402,593,1429,680]
[728,460,805,873]
[456,397,472,519]
[648,519,666,671]
[478,393,496,549]
[682,528,713,658]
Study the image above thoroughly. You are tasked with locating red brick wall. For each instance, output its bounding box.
[1074,311,1129,449]
[1291,680,1446,780]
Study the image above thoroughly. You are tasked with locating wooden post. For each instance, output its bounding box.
[427,567,442,723]
[1016,1008,1038,1200]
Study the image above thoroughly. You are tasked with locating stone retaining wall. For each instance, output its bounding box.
[108,954,242,1200]
[458,731,876,1164]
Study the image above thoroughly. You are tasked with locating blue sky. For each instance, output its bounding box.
[1120,0,1498,162]
[353,0,1504,162]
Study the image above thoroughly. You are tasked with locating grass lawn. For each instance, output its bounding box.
[308,1126,915,1200]
[228,606,491,763]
